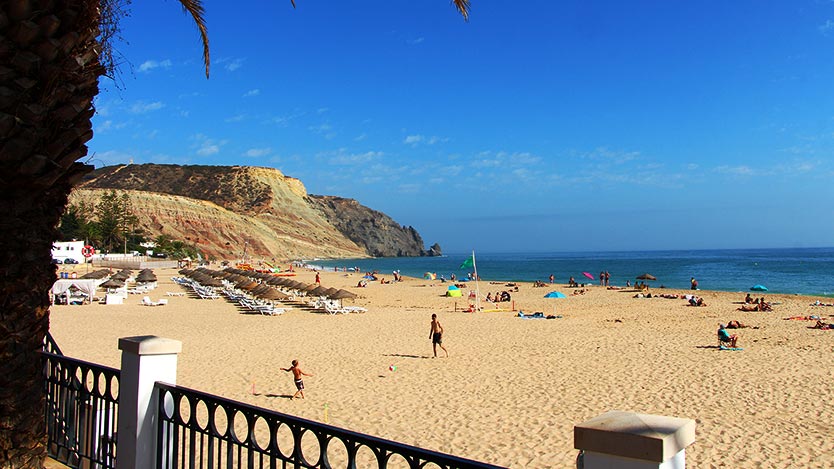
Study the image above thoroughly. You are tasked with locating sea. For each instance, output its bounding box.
[308,247,834,297]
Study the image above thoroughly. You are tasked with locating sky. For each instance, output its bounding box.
[89,0,834,253]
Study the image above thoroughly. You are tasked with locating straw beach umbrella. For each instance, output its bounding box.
[310,286,329,297]
[330,289,357,300]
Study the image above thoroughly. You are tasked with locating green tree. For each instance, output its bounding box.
[0,1,470,466]
[94,190,138,252]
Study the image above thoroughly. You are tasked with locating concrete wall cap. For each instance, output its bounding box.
[119,335,182,355]
[574,410,696,462]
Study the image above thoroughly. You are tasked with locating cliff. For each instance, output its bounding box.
[71,164,439,260]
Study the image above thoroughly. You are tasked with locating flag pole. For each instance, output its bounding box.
[472,250,481,312]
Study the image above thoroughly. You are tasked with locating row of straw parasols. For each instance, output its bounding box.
[177,267,358,302]
[95,268,158,289]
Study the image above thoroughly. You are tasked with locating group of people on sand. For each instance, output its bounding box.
[486,291,512,303]
[688,295,707,307]
[738,294,772,311]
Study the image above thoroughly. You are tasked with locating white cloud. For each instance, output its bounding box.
[129,101,164,114]
[219,57,245,71]
[309,123,336,139]
[191,134,225,157]
[197,144,219,156]
[244,148,271,158]
[269,111,306,127]
[138,59,172,73]
[97,120,113,132]
[407,37,425,45]
[398,183,421,193]
[579,147,641,163]
[242,89,260,98]
[404,134,445,146]
[324,149,383,165]
[225,114,246,123]
[714,165,755,176]
[354,133,367,142]
[820,20,834,35]
[94,150,135,166]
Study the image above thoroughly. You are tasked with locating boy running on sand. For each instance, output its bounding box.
[281,359,313,399]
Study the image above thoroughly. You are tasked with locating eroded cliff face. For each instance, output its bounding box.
[307,196,428,257]
[71,164,437,260]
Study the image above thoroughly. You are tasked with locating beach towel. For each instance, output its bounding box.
[719,345,743,351]
[518,311,545,319]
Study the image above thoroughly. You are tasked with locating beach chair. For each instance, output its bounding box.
[142,296,164,306]
[717,327,738,348]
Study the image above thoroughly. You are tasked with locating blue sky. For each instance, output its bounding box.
[90,0,834,253]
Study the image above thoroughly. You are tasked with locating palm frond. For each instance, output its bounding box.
[452,0,470,21]
[178,0,211,78]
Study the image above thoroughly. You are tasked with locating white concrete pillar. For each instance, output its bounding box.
[574,411,696,469]
[116,336,182,469]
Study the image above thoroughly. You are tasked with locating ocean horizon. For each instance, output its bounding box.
[308,246,834,297]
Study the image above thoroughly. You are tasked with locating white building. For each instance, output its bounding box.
[52,241,86,264]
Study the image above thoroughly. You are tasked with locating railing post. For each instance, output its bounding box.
[574,411,696,469]
[116,336,182,469]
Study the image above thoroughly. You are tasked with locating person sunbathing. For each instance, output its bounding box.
[812,320,832,330]
[726,320,748,329]
[737,303,759,312]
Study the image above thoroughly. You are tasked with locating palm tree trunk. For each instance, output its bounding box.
[0,185,75,468]
[0,1,103,466]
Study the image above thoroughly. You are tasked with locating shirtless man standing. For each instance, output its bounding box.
[429,313,449,358]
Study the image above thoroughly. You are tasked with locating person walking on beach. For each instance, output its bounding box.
[429,313,449,358]
[549,274,554,284]
[281,359,313,400]
[315,272,321,284]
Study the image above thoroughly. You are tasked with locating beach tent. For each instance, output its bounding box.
[446,286,462,297]
[423,272,436,280]
[544,290,565,314]
[750,285,768,292]
[51,279,100,304]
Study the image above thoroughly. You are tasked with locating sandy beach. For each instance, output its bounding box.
[49,266,834,468]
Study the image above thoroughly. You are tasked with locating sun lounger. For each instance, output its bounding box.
[141,296,167,306]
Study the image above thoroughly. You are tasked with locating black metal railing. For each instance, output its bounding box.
[43,331,64,356]
[156,383,505,469]
[42,351,120,469]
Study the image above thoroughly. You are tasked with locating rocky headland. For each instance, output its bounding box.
[70,164,441,260]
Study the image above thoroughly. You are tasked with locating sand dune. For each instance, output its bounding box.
[49,267,834,467]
